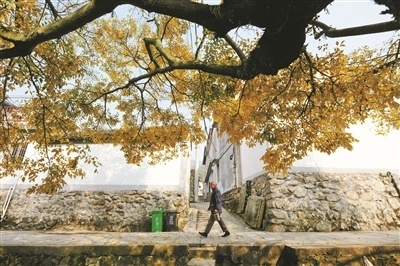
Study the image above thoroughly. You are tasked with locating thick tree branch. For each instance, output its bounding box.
[374,0,400,20]
[1,0,399,78]
[0,0,122,59]
[88,60,244,104]
[312,20,400,38]
[128,0,234,37]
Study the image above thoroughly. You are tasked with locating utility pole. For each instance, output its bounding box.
[234,143,243,188]
[194,145,199,203]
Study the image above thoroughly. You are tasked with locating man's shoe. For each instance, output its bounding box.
[221,231,230,237]
[199,232,208,237]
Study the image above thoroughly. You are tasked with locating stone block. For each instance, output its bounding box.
[222,187,240,212]
[237,187,247,214]
[269,209,288,220]
[266,224,286,232]
[243,195,265,229]
[293,187,307,198]
[387,197,400,210]
[237,180,251,214]
[315,220,332,232]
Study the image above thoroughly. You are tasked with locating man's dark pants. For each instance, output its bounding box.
[204,213,228,233]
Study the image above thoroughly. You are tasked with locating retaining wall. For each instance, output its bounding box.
[224,172,400,232]
[0,190,189,232]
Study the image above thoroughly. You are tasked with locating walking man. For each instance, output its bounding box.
[199,181,230,237]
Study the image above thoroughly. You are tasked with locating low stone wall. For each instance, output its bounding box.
[221,187,241,212]
[1,241,399,266]
[0,245,190,266]
[228,172,400,232]
[0,190,189,232]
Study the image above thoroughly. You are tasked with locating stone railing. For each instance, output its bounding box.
[224,172,400,232]
[0,190,189,232]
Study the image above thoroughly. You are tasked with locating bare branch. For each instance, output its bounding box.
[195,28,207,61]
[223,34,246,62]
[144,38,177,66]
[45,0,61,19]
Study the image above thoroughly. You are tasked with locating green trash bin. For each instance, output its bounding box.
[151,209,164,232]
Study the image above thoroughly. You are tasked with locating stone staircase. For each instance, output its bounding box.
[195,209,210,231]
[187,209,216,265]
[187,245,216,266]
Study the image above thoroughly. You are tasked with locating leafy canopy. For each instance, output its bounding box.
[0,0,399,193]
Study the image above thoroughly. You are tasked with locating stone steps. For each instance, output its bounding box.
[188,209,217,265]
[186,258,216,266]
[196,210,209,231]
[188,246,216,259]
[187,245,216,266]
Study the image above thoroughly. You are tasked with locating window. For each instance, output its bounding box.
[11,144,27,161]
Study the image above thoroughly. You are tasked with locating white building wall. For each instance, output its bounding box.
[1,144,191,195]
[240,143,269,182]
[203,126,236,193]
[239,123,399,182]
[292,123,399,175]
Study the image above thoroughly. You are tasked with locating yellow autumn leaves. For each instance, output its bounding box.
[212,43,399,174]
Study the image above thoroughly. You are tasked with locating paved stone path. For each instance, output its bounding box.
[1,228,399,248]
[185,202,255,234]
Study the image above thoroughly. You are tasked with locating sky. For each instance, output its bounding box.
[306,0,397,53]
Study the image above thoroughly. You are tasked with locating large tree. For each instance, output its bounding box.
[0,0,399,193]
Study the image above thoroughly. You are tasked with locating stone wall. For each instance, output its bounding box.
[2,244,399,266]
[221,187,241,212]
[0,190,189,232]
[228,172,400,232]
